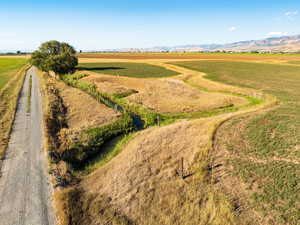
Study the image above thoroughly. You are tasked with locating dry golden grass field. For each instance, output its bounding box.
[37,52,300,225]
[81,71,247,114]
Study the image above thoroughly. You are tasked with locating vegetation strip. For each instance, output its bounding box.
[61,113,134,169]
[27,75,32,113]
[58,60,274,172]
[0,63,29,160]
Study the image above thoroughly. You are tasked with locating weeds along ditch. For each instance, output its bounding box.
[58,70,265,171]
[26,75,32,113]
[59,73,156,170]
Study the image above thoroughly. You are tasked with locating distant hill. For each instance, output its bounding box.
[111,35,300,53]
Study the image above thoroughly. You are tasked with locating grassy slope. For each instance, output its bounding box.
[0,58,28,159]
[78,62,179,78]
[172,60,300,225]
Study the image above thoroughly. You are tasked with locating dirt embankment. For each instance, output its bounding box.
[40,75,120,146]
[54,80,121,130]
[57,117,238,225]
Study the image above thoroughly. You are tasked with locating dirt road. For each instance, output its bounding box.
[0,67,55,225]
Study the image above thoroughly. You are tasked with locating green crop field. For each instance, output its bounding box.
[172,60,300,224]
[78,62,179,78]
[287,60,300,65]
[0,58,27,90]
[0,57,27,159]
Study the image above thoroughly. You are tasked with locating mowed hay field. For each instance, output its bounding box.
[0,58,27,159]
[172,60,300,225]
[77,62,247,114]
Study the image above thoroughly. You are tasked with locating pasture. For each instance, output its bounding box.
[78,62,179,78]
[46,56,300,225]
[0,58,27,90]
[172,60,300,225]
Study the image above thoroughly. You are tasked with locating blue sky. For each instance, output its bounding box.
[0,0,300,51]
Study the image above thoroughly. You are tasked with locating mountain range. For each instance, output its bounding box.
[113,35,300,53]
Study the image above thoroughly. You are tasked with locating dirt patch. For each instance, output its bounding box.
[82,73,247,113]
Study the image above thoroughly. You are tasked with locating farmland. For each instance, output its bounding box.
[78,52,300,61]
[172,60,300,225]
[19,53,300,225]
[0,58,27,89]
[42,55,279,225]
[0,57,27,159]
[78,62,179,78]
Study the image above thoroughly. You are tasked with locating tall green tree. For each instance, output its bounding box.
[30,40,78,74]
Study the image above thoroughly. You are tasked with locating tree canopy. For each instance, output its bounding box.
[30,40,78,74]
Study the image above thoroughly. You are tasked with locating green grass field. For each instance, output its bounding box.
[0,58,27,90]
[287,60,300,65]
[172,60,300,225]
[0,58,27,159]
[78,62,179,78]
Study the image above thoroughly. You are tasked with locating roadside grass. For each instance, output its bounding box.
[0,58,28,160]
[26,75,32,113]
[173,60,300,224]
[78,62,179,78]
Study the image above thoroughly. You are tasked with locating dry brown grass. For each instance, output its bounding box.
[0,64,30,160]
[47,59,277,225]
[82,71,247,114]
[54,80,120,130]
[72,118,236,225]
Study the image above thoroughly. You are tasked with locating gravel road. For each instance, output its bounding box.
[0,67,55,225]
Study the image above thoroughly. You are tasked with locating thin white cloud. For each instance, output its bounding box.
[228,26,236,32]
[266,32,288,36]
[285,11,298,16]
